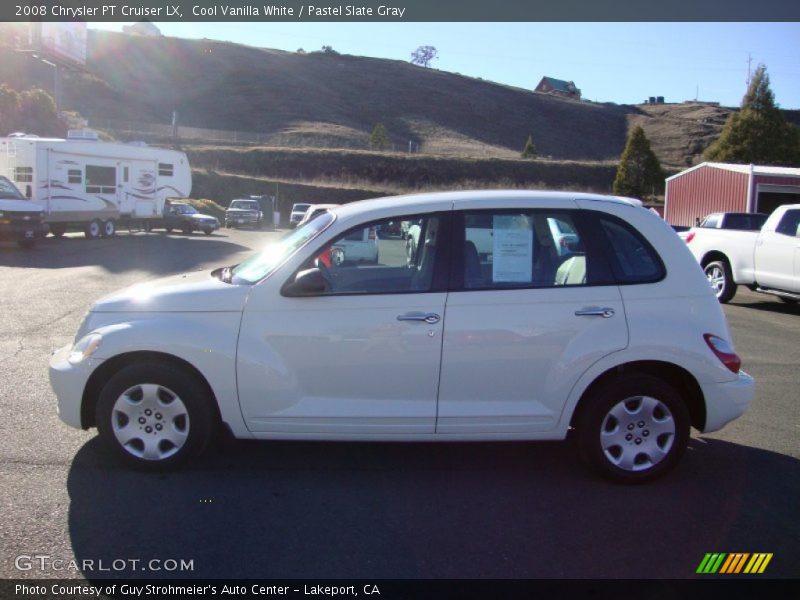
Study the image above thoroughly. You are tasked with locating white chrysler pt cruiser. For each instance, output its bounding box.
[50,191,754,482]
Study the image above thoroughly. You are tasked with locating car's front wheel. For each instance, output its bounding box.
[96,362,216,471]
[576,374,690,483]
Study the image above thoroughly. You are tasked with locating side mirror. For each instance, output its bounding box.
[282,268,328,297]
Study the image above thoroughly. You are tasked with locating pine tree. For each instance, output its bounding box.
[521,134,537,158]
[613,126,664,200]
[704,65,800,166]
[369,123,390,150]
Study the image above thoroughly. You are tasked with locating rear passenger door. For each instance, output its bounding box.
[437,208,629,434]
[754,209,800,292]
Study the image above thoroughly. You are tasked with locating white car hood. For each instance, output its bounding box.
[0,199,43,212]
[91,270,249,313]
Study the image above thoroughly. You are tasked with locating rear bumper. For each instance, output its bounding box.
[701,370,755,432]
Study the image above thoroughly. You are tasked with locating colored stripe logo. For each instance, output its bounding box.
[697,553,773,574]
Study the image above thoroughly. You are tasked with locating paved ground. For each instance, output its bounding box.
[0,228,798,580]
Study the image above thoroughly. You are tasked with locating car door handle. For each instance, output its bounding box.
[575,307,615,318]
[397,312,441,324]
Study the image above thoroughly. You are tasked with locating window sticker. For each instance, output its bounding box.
[492,215,533,283]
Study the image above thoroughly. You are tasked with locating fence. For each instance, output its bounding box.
[88,117,273,145]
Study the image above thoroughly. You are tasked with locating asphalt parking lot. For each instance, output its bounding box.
[0,228,798,580]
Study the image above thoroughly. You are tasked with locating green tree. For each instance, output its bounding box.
[521,134,537,158]
[410,46,438,68]
[613,125,664,200]
[0,84,20,134]
[704,65,800,166]
[369,123,390,150]
[17,88,59,136]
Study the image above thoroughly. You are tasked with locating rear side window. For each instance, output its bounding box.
[598,216,665,284]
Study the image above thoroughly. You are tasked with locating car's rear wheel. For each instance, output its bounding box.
[96,362,216,471]
[576,374,690,483]
[704,259,736,303]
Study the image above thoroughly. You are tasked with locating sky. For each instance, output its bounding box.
[90,22,800,109]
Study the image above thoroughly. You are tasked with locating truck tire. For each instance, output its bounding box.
[84,219,102,240]
[102,219,116,238]
[704,259,736,303]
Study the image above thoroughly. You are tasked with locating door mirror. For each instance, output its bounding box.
[282,268,328,297]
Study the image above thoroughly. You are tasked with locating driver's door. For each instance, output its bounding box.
[236,213,449,435]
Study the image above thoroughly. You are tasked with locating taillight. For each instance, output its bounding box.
[704,334,741,373]
[368,227,377,240]
[685,232,695,243]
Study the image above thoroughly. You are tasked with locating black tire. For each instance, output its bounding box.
[84,219,102,240]
[50,224,66,238]
[101,219,116,238]
[203,229,213,236]
[165,227,173,233]
[575,374,690,484]
[182,222,193,235]
[704,259,736,303]
[96,362,216,471]
[779,297,798,305]
[17,238,36,249]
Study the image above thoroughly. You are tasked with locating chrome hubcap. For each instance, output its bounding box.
[111,384,189,460]
[600,396,675,472]
[706,266,725,295]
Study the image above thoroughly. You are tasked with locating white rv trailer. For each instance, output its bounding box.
[0,130,192,238]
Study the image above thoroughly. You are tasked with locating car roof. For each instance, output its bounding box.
[331,190,639,220]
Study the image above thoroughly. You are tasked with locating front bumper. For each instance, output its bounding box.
[0,221,47,241]
[49,344,103,429]
[701,370,755,432]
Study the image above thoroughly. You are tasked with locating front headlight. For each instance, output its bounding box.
[68,333,102,364]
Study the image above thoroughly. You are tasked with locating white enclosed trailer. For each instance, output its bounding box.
[0,131,192,238]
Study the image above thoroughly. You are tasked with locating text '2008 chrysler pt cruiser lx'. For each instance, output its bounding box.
[50,191,754,482]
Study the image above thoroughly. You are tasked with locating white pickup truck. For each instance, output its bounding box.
[686,204,800,303]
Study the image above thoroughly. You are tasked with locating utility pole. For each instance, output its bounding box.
[746,53,753,87]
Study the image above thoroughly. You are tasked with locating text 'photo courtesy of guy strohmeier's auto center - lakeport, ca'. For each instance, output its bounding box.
[0,2,799,598]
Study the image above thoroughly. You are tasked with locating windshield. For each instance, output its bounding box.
[0,176,24,200]
[231,212,334,284]
[231,201,259,210]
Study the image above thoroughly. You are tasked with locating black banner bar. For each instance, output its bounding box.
[5,0,800,22]
[2,579,800,600]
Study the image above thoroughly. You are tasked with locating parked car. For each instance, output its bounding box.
[686,204,800,303]
[225,199,264,229]
[50,191,753,482]
[0,175,46,248]
[162,202,219,235]
[330,225,379,265]
[297,203,340,228]
[289,203,312,228]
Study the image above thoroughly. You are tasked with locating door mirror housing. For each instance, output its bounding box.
[282,268,328,297]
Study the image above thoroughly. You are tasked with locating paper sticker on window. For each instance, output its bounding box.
[492,215,533,283]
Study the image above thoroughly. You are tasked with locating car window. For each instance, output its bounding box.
[725,213,767,230]
[0,176,24,199]
[775,210,800,237]
[700,214,720,228]
[597,216,665,284]
[459,211,587,289]
[305,215,443,295]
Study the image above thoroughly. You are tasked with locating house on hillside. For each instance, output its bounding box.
[122,21,162,37]
[534,77,581,100]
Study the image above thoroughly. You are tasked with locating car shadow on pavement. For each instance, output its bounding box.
[0,233,254,275]
[731,298,800,315]
[66,436,800,580]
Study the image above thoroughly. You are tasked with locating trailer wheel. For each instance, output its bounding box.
[101,219,116,238]
[84,219,102,240]
[49,224,66,238]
